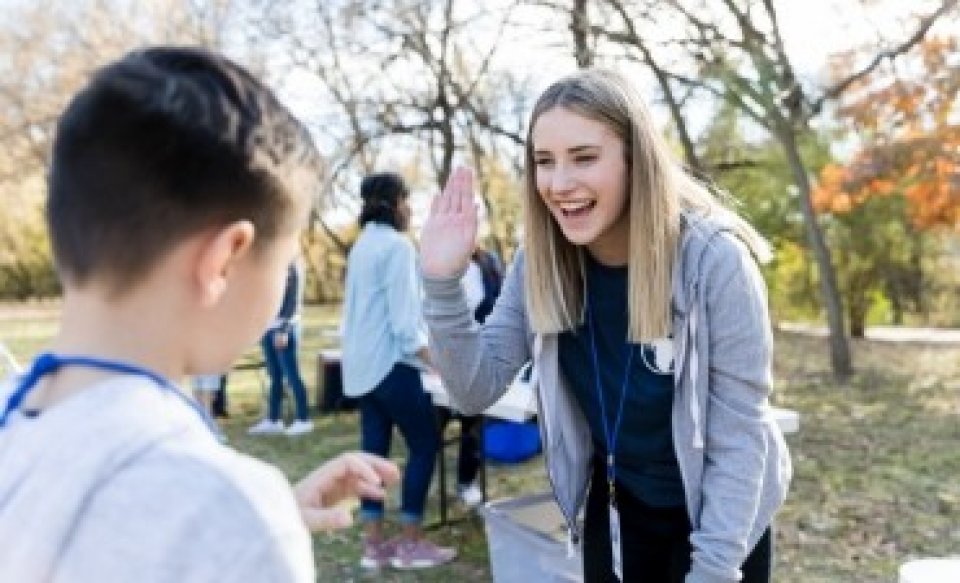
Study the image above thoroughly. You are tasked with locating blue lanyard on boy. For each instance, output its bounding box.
[586,297,635,503]
[0,352,217,435]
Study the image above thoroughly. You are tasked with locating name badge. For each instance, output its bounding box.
[609,502,623,581]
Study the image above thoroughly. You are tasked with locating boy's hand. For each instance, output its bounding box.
[420,166,478,278]
[293,452,400,532]
[273,331,289,350]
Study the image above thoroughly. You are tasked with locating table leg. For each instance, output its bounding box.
[436,408,448,526]
[479,417,488,503]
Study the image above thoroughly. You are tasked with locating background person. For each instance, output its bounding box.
[340,172,456,570]
[192,373,227,441]
[248,261,314,437]
[436,246,503,508]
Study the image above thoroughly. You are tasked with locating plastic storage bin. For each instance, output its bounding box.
[481,492,582,582]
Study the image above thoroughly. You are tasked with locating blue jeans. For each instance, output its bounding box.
[261,327,310,422]
[359,363,440,525]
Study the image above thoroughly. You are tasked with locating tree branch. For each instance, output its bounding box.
[810,0,958,117]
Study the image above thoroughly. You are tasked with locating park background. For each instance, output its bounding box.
[1,0,958,580]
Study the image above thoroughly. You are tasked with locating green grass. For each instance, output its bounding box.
[772,332,960,582]
[1,301,958,581]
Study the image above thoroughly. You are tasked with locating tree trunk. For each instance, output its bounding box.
[890,292,904,325]
[848,290,866,339]
[777,123,853,378]
[571,0,593,68]
[911,229,925,322]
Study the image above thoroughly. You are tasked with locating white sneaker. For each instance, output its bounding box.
[285,420,314,436]
[247,419,285,435]
[457,482,483,508]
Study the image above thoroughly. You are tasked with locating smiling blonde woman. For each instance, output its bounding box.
[419,69,791,583]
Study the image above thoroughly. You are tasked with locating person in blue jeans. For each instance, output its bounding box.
[340,172,455,570]
[248,262,313,437]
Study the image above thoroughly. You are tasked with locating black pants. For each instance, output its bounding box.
[436,408,481,485]
[211,374,228,418]
[583,459,772,582]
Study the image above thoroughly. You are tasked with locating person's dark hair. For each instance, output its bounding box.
[48,46,321,295]
[358,172,408,230]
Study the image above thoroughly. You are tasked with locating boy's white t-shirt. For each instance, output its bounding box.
[0,374,314,582]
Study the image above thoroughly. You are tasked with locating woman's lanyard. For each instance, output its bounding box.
[586,297,634,582]
[0,352,218,435]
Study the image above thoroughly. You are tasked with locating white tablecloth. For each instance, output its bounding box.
[423,369,800,434]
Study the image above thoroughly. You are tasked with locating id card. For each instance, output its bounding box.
[609,502,623,581]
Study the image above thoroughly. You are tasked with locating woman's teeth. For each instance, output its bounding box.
[560,201,595,216]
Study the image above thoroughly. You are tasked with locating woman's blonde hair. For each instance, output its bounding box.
[522,68,770,342]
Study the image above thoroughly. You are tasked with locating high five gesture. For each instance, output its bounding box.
[419,166,477,278]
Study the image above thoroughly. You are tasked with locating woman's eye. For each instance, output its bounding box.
[535,158,554,167]
[575,155,596,164]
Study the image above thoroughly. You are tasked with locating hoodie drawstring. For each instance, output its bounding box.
[688,305,705,449]
[566,527,579,558]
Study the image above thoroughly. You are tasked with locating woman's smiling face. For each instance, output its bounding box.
[531,107,631,266]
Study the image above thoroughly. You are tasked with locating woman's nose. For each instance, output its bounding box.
[549,165,575,194]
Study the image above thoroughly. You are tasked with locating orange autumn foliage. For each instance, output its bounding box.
[815,37,960,229]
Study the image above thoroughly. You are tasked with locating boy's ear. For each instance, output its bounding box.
[195,220,256,307]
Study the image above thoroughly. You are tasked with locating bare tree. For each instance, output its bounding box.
[571,0,594,67]
[0,0,243,183]
[255,0,529,263]
[0,0,245,298]
[596,1,708,174]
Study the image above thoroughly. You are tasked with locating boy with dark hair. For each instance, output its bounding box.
[0,47,398,581]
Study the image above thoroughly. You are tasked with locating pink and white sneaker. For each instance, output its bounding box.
[359,538,397,570]
[390,538,456,570]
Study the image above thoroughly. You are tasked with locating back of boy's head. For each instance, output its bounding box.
[48,46,321,295]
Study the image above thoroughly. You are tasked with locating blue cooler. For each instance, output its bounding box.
[483,419,541,463]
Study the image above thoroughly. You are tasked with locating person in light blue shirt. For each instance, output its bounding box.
[340,172,455,570]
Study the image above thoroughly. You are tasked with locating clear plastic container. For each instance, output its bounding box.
[481,492,582,582]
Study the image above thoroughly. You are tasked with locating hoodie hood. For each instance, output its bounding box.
[671,212,740,317]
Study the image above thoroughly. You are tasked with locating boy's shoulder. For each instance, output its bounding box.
[81,392,313,578]
[0,376,313,581]
[76,377,302,520]
[93,423,309,541]
[61,448,313,582]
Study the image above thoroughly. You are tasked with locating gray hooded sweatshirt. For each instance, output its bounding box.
[423,215,792,583]
[0,375,313,582]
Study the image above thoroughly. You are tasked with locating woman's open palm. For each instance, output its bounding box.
[420,166,478,278]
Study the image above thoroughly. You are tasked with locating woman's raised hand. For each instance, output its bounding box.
[419,166,478,278]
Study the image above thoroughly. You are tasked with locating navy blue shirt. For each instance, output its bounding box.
[558,254,685,508]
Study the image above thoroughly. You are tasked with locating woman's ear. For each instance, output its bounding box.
[195,220,256,307]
